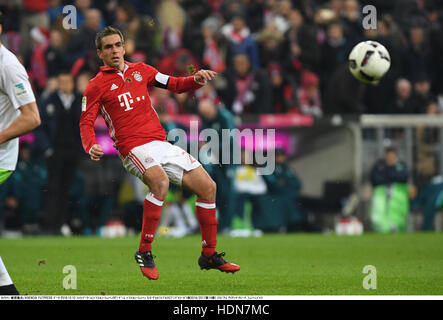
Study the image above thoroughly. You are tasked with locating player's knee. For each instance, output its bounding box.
[208,179,216,197]
[158,178,170,198]
[150,177,169,199]
[201,178,216,202]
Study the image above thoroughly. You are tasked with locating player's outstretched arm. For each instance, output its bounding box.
[154,68,218,93]
[193,70,217,84]
[0,102,41,145]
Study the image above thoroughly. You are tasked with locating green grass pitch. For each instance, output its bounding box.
[1,233,442,295]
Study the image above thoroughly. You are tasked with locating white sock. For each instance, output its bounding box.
[0,256,13,287]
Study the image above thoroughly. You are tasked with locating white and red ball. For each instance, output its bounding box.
[348,41,391,83]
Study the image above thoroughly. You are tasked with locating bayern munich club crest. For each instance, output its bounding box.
[132,71,143,82]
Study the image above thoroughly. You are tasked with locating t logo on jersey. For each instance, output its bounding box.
[118,91,134,111]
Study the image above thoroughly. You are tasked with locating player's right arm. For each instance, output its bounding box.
[79,81,104,161]
[0,102,40,145]
[0,61,40,145]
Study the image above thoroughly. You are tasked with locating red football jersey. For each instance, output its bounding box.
[80,61,204,158]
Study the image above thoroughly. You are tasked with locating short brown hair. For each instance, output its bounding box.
[95,26,124,50]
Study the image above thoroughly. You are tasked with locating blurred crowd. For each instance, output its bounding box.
[1,0,443,236]
[2,0,443,116]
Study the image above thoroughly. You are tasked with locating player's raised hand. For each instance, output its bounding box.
[194,70,217,84]
[89,144,104,161]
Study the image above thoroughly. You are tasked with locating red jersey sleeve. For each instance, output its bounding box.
[167,74,205,93]
[144,64,204,93]
[79,81,101,155]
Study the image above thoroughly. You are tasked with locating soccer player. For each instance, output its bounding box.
[0,11,41,295]
[80,27,240,280]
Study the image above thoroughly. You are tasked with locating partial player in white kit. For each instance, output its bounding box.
[0,11,41,295]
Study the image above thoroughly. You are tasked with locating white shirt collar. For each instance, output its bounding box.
[58,91,75,111]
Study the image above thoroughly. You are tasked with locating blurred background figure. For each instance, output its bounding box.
[66,8,102,67]
[0,142,47,235]
[369,147,410,233]
[411,175,443,231]
[297,70,322,117]
[389,78,415,113]
[36,71,83,235]
[320,20,353,92]
[198,98,237,233]
[19,0,50,56]
[222,53,272,115]
[231,148,267,237]
[221,10,260,69]
[261,148,308,232]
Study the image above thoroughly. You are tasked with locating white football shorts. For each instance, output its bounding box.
[122,140,201,185]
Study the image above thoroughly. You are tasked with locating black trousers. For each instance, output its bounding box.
[43,149,79,233]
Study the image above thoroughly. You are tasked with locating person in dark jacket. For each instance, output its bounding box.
[6,142,47,234]
[261,148,306,232]
[370,147,408,187]
[320,20,354,92]
[65,8,102,65]
[280,8,320,75]
[322,62,365,114]
[388,78,417,114]
[44,28,68,78]
[35,71,83,234]
[222,53,272,115]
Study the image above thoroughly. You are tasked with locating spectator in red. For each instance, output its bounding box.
[297,70,322,117]
[157,48,201,77]
[29,26,50,95]
[150,87,179,116]
[201,17,226,74]
[20,0,49,55]
[195,82,223,108]
[156,0,186,55]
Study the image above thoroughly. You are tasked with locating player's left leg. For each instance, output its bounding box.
[133,165,169,280]
[0,257,19,295]
[182,166,240,273]
[0,172,20,294]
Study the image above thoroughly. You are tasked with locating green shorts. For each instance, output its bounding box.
[0,169,13,185]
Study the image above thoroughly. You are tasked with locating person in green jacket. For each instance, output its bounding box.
[261,148,306,232]
[369,147,410,233]
[198,98,238,232]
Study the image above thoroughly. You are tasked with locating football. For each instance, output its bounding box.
[348,40,391,83]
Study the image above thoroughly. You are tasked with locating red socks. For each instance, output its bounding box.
[139,192,164,253]
[138,194,218,258]
[195,199,218,257]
